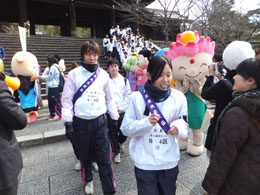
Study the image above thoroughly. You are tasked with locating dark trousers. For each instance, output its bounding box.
[65,127,79,160]
[73,114,116,194]
[134,166,179,195]
[0,181,18,195]
[107,113,127,156]
[48,87,61,117]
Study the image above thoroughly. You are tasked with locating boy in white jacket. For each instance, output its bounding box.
[107,58,131,163]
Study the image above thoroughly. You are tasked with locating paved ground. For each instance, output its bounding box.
[16,100,211,195]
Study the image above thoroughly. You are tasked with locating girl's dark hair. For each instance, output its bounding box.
[80,40,100,59]
[139,49,151,61]
[54,54,62,62]
[107,58,119,68]
[47,55,58,67]
[147,55,172,83]
[236,58,260,89]
[70,61,79,70]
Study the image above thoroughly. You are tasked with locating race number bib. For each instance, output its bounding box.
[144,124,171,157]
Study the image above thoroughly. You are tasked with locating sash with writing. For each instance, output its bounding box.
[72,68,100,105]
[140,89,171,133]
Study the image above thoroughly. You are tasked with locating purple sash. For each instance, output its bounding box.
[72,68,100,105]
[140,89,171,133]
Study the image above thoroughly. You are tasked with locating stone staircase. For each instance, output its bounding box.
[0,33,107,99]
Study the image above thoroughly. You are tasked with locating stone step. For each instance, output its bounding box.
[0,33,108,100]
[15,101,66,148]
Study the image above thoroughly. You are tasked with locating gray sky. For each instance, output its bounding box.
[147,0,260,14]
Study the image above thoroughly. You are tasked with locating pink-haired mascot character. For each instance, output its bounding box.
[165,31,215,156]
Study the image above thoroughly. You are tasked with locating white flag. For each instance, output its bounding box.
[18,26,27,52]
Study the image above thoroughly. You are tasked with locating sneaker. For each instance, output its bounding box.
[92,162,99,172]
[119,143,126,153]
[48,115,59,121]
[75,160,81,171]
[84,181,94,194]
[48,115,54,120]
[114,153,121,164]
[56,116,62,121]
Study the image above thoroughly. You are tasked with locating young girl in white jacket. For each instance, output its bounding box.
[120,55,189,195]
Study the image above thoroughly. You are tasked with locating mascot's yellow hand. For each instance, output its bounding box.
[130,66,136,73]
[30,75,38,81]
[182,79,189,93]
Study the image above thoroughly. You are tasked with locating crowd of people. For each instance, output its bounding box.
[103,25,155,69]
[1,32,260,195]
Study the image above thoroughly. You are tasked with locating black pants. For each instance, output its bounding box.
[107,113,127,156]
[65,126,79,160]
[0,181,18,195]
[134,166,179,195]
[48,87,61,117]
[73,114,116,194]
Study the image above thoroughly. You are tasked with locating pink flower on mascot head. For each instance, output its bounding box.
[165,31,215,83]
[165,31,215,156]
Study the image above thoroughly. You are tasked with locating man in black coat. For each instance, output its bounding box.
[0,80,27,195]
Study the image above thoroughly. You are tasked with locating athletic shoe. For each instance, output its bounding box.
[47,115,54,120]
[119,143,126,153]
[92,162,99,172]
[56,116,62,121]
[114,153,121,164]
[75,160,81,171]
[84,181,94,194]
[48,115,59,121]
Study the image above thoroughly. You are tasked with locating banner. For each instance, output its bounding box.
[18,26,27,52]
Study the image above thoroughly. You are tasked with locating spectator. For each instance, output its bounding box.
[38,55,62,121]
[24,20,30,37]
[202,41,256,157]
[202,57,260,195]
[0,80,27,195]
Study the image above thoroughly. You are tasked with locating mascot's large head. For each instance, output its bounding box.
[222,41,255,71]
[11,51,39,76]
[165,31,215,81]
[123,55,138,72]
[137,49,150,69]
[0,59,4,72]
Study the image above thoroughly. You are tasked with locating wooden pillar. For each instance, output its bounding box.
[18,0,27,27]
[68,0,76,37]
[30,19,35,35]
[110,4,116,26]
[91,25,95,38]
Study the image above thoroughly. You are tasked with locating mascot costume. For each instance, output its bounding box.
[222,41,255,72]
[123,55,138,92]
[11,51,39,123]
[0,59,20,92]
[165,31,215,156]
[135,50,150,91]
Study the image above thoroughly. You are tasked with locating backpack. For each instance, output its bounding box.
[54,65,65,92]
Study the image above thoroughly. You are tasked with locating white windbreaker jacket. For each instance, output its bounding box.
[121,89,189,170]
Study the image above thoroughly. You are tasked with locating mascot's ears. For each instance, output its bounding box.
[17,55,26,63]
[138,55,148,65]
